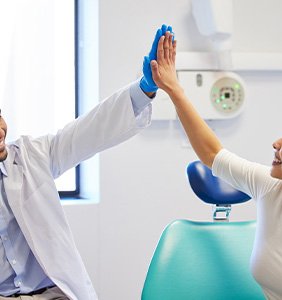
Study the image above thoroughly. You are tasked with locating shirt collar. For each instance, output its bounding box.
[0,162,8,177]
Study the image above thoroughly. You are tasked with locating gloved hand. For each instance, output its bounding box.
[140,24,173,93]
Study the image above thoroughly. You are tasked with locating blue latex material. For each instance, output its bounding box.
[140,24,173,93]
[187,160,251,205]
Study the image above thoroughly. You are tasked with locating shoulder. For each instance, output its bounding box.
[212,149,279,199]
[8,134,55,157]
[213,149,269,175]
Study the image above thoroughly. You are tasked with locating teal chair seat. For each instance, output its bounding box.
[142,219,264,300]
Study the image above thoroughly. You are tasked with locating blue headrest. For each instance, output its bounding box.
[187,161,251,205]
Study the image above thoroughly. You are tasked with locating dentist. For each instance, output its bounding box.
[0,25,172,299]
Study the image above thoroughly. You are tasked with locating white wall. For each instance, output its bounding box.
[65,0,282,299]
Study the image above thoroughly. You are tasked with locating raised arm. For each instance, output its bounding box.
[151,32,223,168]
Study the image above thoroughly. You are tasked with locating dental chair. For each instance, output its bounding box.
[141,160,265,300]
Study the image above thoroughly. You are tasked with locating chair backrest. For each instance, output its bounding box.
[141,220,264,300]
[187,160,251,221]
[187,160,251,205]
[141,161,264,300]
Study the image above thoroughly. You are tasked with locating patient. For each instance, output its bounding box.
[152,31,282,300]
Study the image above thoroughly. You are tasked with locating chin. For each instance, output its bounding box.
[0,150,8,162]
[270,167,282,180]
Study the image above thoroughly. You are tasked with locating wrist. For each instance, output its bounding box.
[166,84,184,99]
[140,77,158,93]
[144,91,156,98]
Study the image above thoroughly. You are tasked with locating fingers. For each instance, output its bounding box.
[172,40,177,64]
[167,25,172,32]
[148,24,173,60]
[161,24,168,35]
[149,28,162,60]
[167,26,175,42]
[157,31,175,63]
[157,35,165,62]
[163,31,170,60]
[150,60,159,80]
[168,33,174,61]
[148,24,174,61]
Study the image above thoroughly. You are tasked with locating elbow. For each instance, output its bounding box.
[200,148,222,169]
[200,157,213,169]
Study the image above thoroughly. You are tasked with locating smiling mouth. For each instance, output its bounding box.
[272,157,282,166]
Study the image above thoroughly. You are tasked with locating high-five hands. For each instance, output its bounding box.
[140,25,173,93]
[150,31,179,96]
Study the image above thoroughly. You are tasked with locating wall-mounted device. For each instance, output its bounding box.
[191,0,233,49]
[151,71,245,121]
[191,0,233,70]
[177,71,245,120]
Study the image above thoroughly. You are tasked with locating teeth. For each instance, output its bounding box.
[273,150,282,163]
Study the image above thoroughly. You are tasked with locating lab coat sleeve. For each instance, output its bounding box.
[49,82,152,177]
[130,78,154,116]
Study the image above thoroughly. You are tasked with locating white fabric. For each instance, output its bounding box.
[212,149,282,300]
[2,83,151,300]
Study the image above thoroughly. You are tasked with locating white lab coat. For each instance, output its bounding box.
[2,84,152,300]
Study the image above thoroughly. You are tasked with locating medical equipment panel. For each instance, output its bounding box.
[177,71,245,120]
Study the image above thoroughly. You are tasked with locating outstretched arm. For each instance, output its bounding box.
[151,32,223,168]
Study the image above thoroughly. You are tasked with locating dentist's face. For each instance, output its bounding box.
[0,110,8,162]
[271,138,282,179]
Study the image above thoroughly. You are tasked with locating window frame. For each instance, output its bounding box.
[59,0,100,202]
[59,0,80,198]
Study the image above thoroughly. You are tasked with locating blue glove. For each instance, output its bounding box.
[148,24,172,61]
[140,24,173,93]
